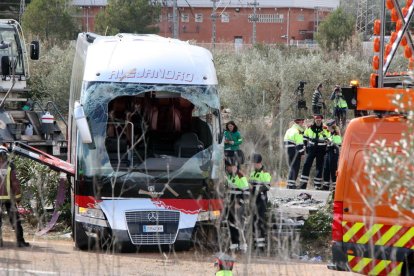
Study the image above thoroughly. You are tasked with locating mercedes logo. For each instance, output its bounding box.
[147,211,158,222]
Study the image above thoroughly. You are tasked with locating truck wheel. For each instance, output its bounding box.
[401,253,414,276]
[74,221,95,251]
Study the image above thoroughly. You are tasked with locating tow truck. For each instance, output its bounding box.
[329,0,414,275]
[0,19,67,159]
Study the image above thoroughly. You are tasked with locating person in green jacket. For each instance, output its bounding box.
[225,157,249,252]
[322,119,342,191]
[283,118,305,189]
[224,121,244,165]
[330,85,348,129]
[249,153,272,249]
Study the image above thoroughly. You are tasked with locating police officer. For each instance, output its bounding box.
[249,153,271,249]
[322,119,342,191]
[330,85,348,128]
[284,118,305,189]
[299,115,330,190]
[0,146,30,247]
[224,157,249,252]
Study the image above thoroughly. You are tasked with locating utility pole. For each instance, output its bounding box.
[19,0,25,23]
[249,0,259,45]
[173,0,179,39]
[211,0,219,48]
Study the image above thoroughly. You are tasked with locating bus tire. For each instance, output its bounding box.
[174,241,193,251]
[74,221,95,251]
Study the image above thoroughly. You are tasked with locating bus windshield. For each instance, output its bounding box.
[78,82,222,179]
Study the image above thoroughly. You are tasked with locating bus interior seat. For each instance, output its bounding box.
[146,98,181,156]
[175,132,204,158]
[105,137,129,167]
[150,98,181,133]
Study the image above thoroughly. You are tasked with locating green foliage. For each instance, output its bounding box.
[12,155,71,228]
[27,42,75,114]
[94,0,161,35]
[215,47,371,121]
[300,208,333,240]
[316,8,355,52]
[22,0,80,43]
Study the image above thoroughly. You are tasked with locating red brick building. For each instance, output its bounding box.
[72,0,340,45]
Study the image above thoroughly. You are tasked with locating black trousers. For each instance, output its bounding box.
[312,106,322,115]
[0,201,25,242]
[323,148,339,190]
[286,147,301,189]
[334,108,347,127]
[300,146,326,189]
[252,190,268,242]
[227,194,247,245]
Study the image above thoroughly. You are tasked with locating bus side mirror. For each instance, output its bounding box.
[30,41,40,60]
[74,101,92,144]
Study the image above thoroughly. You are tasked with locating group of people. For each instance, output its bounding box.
[223,121,271,253]
[284,114,342,191]
[221,112,343,254]
[312,83,348,129]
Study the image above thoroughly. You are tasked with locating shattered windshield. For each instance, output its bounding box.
[77,82,222,179]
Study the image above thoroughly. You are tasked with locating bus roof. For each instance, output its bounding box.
[81,33,217,86]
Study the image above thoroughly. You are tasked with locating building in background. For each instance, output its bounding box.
[71,0,340,45]
[72,0,106,32]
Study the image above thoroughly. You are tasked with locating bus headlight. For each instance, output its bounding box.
[78,207,106,219]
[197,210,221,221]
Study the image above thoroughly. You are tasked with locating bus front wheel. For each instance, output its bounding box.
[74,221,96,251]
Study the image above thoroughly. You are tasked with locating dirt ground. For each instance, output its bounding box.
[0,218,348,276]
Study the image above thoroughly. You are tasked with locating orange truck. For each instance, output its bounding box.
[329,85,414,275]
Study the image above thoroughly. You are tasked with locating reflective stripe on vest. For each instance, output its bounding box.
[216,270,233,276]
[0,166,11,200]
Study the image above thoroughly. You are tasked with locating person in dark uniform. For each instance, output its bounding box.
[0,146,30,247]
[249,153,271,249]
[299,115,330,190]
[224,157,249,252]
[283,118,305,189]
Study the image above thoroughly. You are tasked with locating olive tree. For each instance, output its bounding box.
[22,0,79,43]
[94,0,161,35]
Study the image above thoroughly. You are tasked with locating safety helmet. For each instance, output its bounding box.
[252,153,262,163]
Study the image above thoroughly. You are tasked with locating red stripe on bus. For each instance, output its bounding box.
[75,195,102,208]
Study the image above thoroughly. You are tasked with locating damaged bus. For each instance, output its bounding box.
[68,33,223,251]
